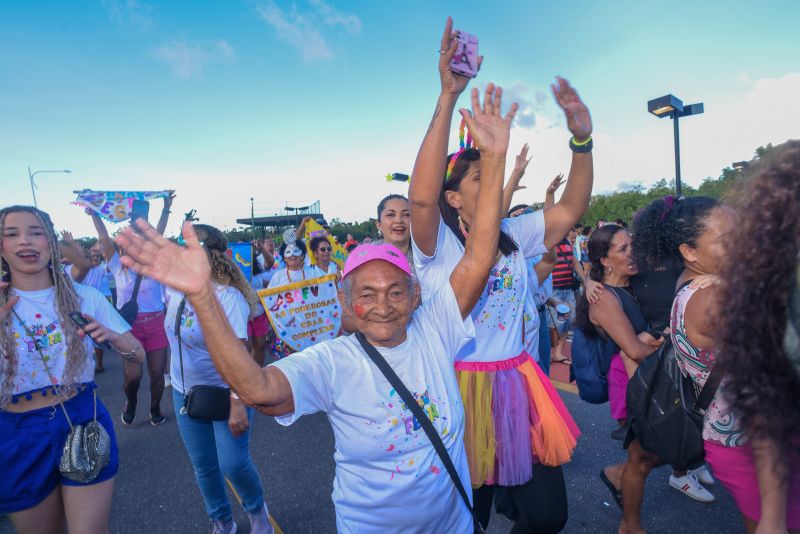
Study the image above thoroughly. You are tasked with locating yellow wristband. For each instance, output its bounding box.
[571,135,592,146]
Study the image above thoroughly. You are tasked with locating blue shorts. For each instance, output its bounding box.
[0,384,119,514]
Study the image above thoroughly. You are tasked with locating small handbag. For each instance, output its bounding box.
[355,333,486,534]
[118,274,143,325]
[175,298,230,421]
[13,310,111,483]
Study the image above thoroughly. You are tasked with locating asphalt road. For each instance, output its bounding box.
[1,352,743,534]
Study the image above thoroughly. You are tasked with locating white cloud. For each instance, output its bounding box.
[152,39,235,78]
[255,0,361,62]
[102,0,153,31]
[499,72,800,205]
[480,81,548,130]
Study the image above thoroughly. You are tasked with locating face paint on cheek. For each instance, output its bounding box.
[353,304,365,318]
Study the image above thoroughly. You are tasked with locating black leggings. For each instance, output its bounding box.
[473,464,568,534]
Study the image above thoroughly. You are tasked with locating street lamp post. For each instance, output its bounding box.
[647,95,704,197]
[28,167,72,208]
[250,197,256,240]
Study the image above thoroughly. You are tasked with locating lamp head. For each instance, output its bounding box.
[648,94,684,117]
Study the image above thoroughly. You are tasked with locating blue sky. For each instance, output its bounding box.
[2,0,798,238]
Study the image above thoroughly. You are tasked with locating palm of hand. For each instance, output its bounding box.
[564,102,592,140]
[152,245,210,297]
[472,114,510,155]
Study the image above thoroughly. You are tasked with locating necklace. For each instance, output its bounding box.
[286,268,305,283]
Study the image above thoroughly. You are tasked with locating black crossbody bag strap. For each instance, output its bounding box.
[175,298,188,410]
[130,273,143,303]
[355,333,485,533]
[694,367,722,411]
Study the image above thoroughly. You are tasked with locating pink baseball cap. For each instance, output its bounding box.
[342,243,412,279]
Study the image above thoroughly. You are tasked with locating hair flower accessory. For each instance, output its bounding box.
[445,118,474,182]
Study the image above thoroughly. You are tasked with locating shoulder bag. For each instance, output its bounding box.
[118,273,143,325]
[175,298,231,421]
[355,333,486,534]
[13,309,110,483]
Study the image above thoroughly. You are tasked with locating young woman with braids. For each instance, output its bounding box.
[164,224,272,534]
[715,142,800,533]
[408,17,592,532]
[0,205,144,533]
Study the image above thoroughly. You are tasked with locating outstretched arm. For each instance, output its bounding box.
[116,221,295,416]
[88,210,116,262]
[409,17,481,257]
[155,191,175,235]
[450,85,518,319]
[543,78,593,249]
[501,143,531,215]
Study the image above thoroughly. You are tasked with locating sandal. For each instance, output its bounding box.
[551,356,572,365]
[600,470,623,510]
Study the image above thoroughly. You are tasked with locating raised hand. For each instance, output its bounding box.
[547,173,566,195]
[115,219,211,297]
[164,191,176,210]
[514,143,532,175]
[551,77,592,141]
[438,17,482,96]
[60,231,81,253]
[0,282,20,321]
[459,84,519,157]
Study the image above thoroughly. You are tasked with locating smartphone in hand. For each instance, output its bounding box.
[69,312,112,350]
[449,30,479,78]
[130,199,150,232]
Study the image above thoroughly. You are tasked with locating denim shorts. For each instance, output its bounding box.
[0,384,119,514]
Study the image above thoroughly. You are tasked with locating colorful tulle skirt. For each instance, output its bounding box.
[455,352,581,487]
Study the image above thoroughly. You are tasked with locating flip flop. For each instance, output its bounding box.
[551,357,572,365]
[600,471,623,510]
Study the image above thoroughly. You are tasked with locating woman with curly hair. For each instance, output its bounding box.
[715,141,800,533]
[0,205,144,533]
[164,224,272,534]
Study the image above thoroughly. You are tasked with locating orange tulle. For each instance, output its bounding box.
[517,359,579,466]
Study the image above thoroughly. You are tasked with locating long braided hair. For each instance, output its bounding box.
[193,225,261,317]
[0,206,86,408]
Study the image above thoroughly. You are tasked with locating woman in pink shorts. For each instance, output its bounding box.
[89,197,173,426]
[716,143,800,533]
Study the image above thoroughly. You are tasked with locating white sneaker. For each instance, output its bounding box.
[164,374,172,388]
[211,518,237,534]
[669,473,716,503]
[248,503,274,534]
[690,464,715,485]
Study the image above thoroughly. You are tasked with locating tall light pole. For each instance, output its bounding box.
[250,197,256,240]
[647,95,704,197]
[28,167,72,208]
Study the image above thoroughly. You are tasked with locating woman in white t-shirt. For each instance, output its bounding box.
[267,240,316,289]
[408,27,594,532]
[89,196,173,426]
[117,81,514,534]
[164,224,271,534]
[309,236,339,277]
[0,205,144,532]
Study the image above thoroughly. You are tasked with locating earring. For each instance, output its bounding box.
[457,214,469,238]
[605,266,612,274]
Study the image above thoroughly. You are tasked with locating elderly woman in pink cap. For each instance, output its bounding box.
[116,85,518,534]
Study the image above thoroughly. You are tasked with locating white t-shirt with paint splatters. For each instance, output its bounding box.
[163,284,249,394]
[108,252,165,313]
[271,284,474,534]
[412,211,547,363]
[7,284,130,396]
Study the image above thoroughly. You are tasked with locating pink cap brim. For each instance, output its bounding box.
[342,244,411,279]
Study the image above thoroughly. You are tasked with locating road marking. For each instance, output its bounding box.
[551,379,578,395]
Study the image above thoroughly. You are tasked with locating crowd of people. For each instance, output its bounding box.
[1,16,798,534]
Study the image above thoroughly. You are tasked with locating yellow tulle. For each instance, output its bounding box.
[457,370,496,488]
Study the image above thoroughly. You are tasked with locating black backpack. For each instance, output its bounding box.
[626,336,721,471]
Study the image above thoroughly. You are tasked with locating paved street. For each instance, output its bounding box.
[1,353,742,534]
